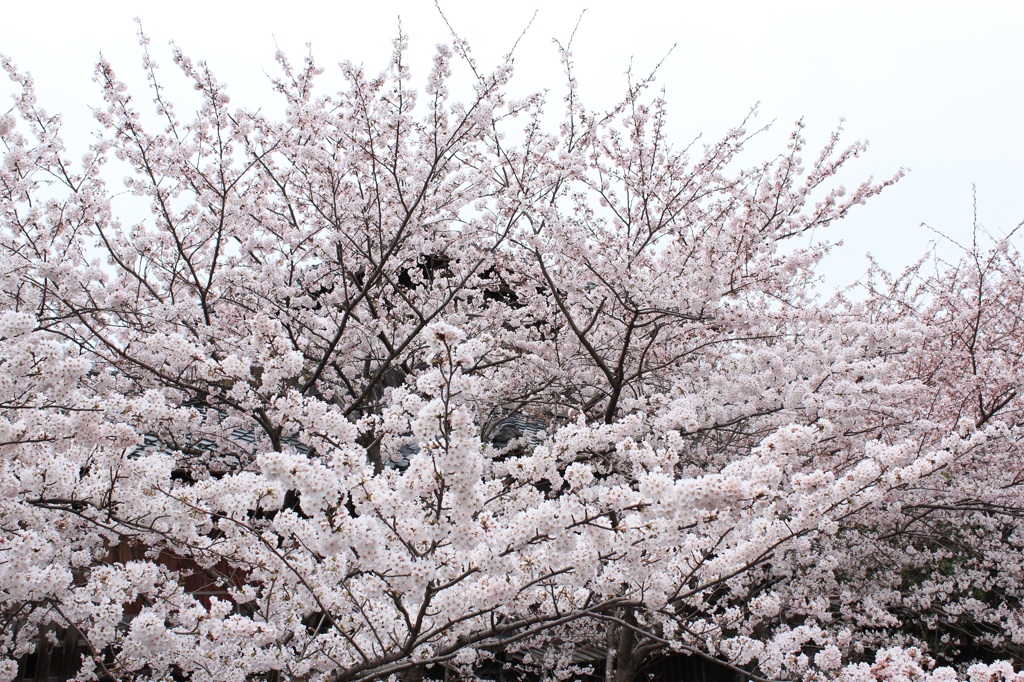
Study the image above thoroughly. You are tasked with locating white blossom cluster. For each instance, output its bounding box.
[1,32,1023,682]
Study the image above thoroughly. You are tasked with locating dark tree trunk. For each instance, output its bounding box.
[608,607,644,682]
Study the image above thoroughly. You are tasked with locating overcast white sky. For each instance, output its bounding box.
[2,0,1022,289]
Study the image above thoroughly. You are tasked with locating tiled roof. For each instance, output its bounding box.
[134,403,548,473]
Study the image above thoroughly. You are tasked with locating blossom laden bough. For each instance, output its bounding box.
[1,23,1022,682]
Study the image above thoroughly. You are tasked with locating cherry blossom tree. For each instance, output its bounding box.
[1,26,1022,682]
